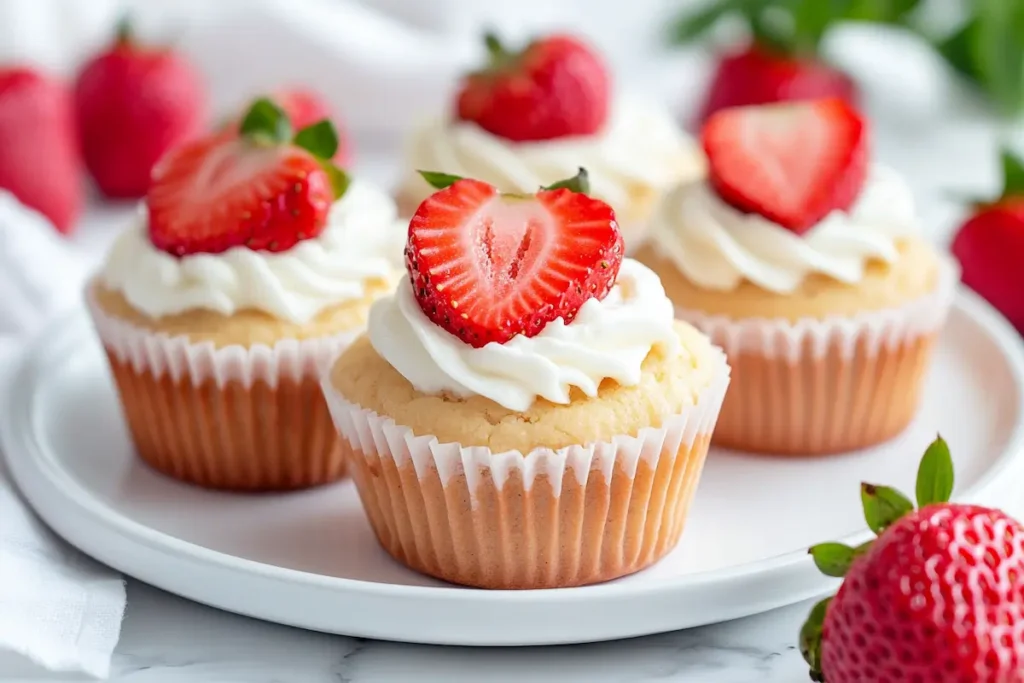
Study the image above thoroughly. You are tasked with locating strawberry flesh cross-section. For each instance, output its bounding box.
[405,173,623,347]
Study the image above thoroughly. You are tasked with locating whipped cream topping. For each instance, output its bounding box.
[100,180,406,324]
[650,164,919,294]
[401,97,701,216]
[367,259,680,413]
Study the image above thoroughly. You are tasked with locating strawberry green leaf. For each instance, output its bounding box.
[1001,149,1024,198]
[668,0,757,43]
[419,171,464,190]
[484,31,509,63]
[915,435,955,507]
[800,597,831,681]
[809,542,857,577]
[115,14,134,44]
[321,162,351,200]
[240,98,292,144]
[543,168,591,195]
[861,483,914,534]
[294,120,339,161]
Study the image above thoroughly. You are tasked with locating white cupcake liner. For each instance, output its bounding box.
[322,346,730,498]
[86,289,359,389]
[678,254,960,361]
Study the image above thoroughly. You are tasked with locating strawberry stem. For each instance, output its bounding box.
[115,14,134,45]
[543,167,591,195]
[484,31,510,66]
[240,98,292,145]
[419,170,464,190]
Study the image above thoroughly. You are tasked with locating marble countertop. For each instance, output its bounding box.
[1,581,816,682]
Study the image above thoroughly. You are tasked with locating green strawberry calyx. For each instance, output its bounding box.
[800,436,955,681]
[239,97,350,200]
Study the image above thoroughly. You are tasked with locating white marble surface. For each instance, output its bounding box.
[0,581,815,682]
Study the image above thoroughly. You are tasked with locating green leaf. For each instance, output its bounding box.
[668,0,749,43]
[293,120,339,160]
[321,162,351,200]
[843,0,920,24]
[915,435,954,507]
[800,597,832,680]
[484,31,508,62]
[861,483,914,534]
[936,18,984,82]
[809,542,857,578]
[1001,149,1024,198]
[543,168,590,195]
[418,170,463,190]
[969,0,1024,117]
[240,98,292,144]
[115,14,133,44]
[791,0,853,54]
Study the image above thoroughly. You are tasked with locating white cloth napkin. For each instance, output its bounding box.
[0,193,125,679]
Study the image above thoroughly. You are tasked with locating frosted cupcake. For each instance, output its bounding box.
[324,169,730,589]
[87,98,404,490]
[636,99,956,455]
[395,32,703,250]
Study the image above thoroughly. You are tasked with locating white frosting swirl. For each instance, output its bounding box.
[650,164,919,294]
[402,97,701,215]
[368,259,680,412]
[101,180,406,324]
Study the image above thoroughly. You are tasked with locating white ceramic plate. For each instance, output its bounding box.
[4,290,1024,646]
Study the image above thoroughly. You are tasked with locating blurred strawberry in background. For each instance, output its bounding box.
[952,150,1024,335]
[669,0,921,124]
[225,88,351,164]
[74,18,206,199]
[0,67,82,234]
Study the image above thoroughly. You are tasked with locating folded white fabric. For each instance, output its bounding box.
[0,193,125,678]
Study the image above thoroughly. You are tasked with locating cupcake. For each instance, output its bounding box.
[86,98,404,491]
[635,98,957,455]
[394,32,703,250]
[323,169,730,589]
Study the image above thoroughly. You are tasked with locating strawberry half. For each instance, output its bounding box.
[455,32,610,142]
[702,98,868,234]
[148,98,350,256]
[801,437,1024,682]
[406,168,623,347]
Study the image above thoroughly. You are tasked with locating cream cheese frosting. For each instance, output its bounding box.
[649,164,919,294]
[399,97,702,217]
[367,259,679,412]
[100,179,406,324]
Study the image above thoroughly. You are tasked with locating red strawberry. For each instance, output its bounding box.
[148,98,348,256]
[406,168,623,347]
[801,437,1024,682]
[952,150,1024,334]
[0,67,82,233]
[455,32,610,142]
[74,19,206,199]
[698,45,857,124]
[702,98,868,234]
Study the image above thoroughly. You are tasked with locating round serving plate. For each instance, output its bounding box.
[4,289,1024,647]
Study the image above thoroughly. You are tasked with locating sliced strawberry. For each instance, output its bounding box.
[148,135,332,255]
[702,98,868,234]
[406,173,623,347]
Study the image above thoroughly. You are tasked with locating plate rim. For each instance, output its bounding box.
[4,287,1024,630]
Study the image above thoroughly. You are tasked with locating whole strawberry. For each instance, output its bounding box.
[455,32,610,142]
[801,437,1024,682]
[0,67,82,233]
[148,98,349,256]
[698,45,856,124]
[75,18,206,198]
[408,168,623,346]
[952,150,1024,334]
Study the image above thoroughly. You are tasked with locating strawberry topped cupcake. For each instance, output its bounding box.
[87,98,405,490]
[324,168,730,589]
[636,99,957,455]
[395,32,703,249]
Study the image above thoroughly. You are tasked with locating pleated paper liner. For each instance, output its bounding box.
[323,350,730,590]
[679,256,959,455]
[87,293,359,491]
